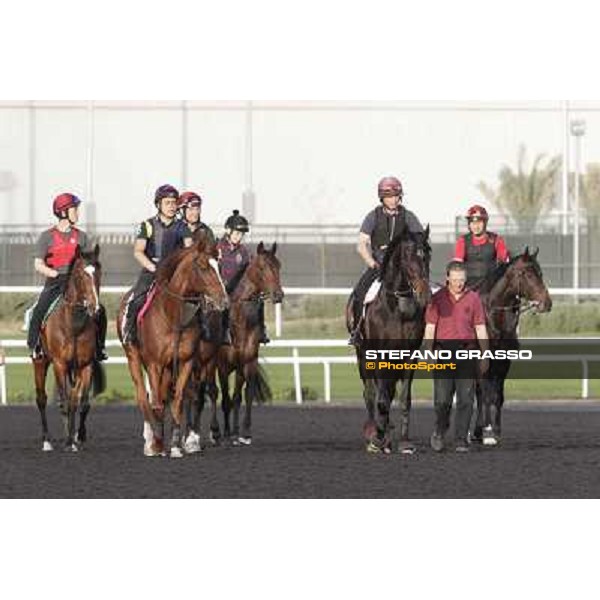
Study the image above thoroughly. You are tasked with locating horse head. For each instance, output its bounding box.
[380,228,431,311]
[250,242,284,303]
[505,246,552,313]
[65,244,101,317]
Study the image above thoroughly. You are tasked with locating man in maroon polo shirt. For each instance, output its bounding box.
[424,261,489,452]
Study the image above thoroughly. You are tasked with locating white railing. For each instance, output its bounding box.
[0,285,598,339]
[1,338,599,406]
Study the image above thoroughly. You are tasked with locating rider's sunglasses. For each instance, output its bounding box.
[468,216,484,223]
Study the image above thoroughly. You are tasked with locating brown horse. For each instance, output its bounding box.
[473,247,552,445]
[216,242,284,445]
[346,228,431,454]
[116,236,228,458]
[33,244,106,452]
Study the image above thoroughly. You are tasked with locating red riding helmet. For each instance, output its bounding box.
[466,205,489,221]
[53,193,81,217]
[378,176,403,199]
[177,191,202,209]
[154,184,179,207]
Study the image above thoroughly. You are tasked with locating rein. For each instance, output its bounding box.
[488,268,540,315]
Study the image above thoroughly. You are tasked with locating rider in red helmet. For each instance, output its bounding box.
[453,204,510,289]
[348,176,425,345]
[27,193,108,361]
[122,184,194,344]
[177,191,215,244]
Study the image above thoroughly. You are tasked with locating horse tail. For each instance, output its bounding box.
[92,359,107,396]
[254,364,272,405]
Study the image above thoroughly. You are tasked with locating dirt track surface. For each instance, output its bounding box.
[1,403,599,498]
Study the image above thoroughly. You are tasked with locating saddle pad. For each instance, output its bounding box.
[137,284,158,327]
[41,296,63,326]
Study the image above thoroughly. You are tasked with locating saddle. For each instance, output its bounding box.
[24,296,63,332]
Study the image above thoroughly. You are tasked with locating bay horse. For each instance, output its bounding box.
[116,236,228,458]
[346,228,431,454]
[473,246,552,445]
[33,244,106,452]
[215,242,283,445]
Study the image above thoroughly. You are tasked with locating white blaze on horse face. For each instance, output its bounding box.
[83,264,100,312]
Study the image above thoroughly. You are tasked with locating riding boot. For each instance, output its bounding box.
[95,304,108,361]
[258,301,270,344]
[348,307,366,346]
[348,318,364,346]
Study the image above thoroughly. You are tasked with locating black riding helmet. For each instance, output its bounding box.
[225,209,250,233]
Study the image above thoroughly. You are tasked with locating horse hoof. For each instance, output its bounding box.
[231,438,241,447]
[184,433,202,454]
[64,443,78,453]
[170,446,184,459]
[482,426,499,446]
[365,441,379,453]
[143,443,161,457]
[238,436,252,446]
[42,441,53,452]
[398,442,417,455]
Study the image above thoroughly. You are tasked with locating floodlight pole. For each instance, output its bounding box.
[570,119,586,300]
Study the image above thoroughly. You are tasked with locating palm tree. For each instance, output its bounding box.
[477,145,561,233]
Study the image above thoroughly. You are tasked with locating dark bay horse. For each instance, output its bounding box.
[117,236,228,458]
[33,244,106,452]
[216,242,284,445]
[473,247,552,445]
[347,228,431,454]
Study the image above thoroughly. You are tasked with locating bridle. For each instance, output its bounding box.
[383,243,430,309]
[489,264,545,315]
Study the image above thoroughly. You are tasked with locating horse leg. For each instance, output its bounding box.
[124,345,159,456]
[146,364,166,456]
[67,365,91,452]
[240,362,257,445]
[231,369,244,444]
[207,380,221,445]
[33,356,52,451]
[472,378,484,443]
[362,378,378,447]
[368,377,393,454]
[219,368,233,440]
[169,360,194,459]
[51,360,71,447]
[397,373,416,454]
[183,378,204,455]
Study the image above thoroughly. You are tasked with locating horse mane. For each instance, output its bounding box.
[64,247,101,289]
[380,229,427,280]
[478,251,543,294]
[155,245,194,286]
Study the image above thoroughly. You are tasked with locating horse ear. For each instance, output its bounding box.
[532,246,539,259]
[523,245,529,257]
[271,242,277,255]
[94,243,100,259]
[74,244,82,259]
[257,241,264,254]
[424,224,430,239]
